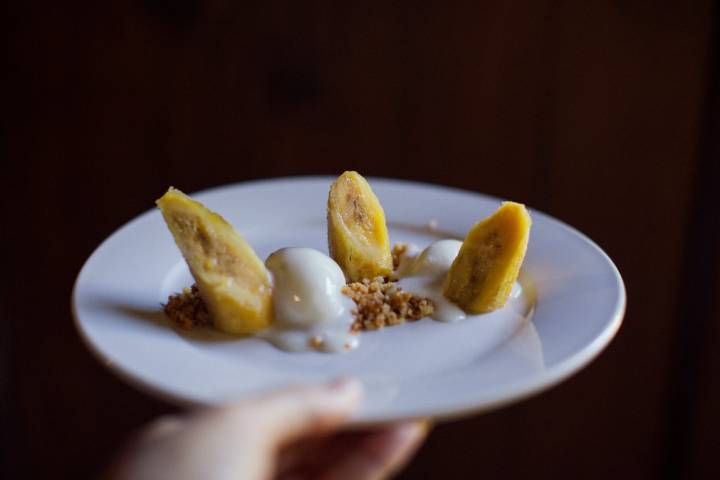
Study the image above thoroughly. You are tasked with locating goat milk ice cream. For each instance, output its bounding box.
[261,247,358,352]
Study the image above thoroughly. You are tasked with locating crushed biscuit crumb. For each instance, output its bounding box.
[342,276,434,332]
[163,285,211,330]
[391,242,409,270]
[309,335,324,349]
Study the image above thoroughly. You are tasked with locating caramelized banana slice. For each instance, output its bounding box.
[327,171,393,281]
[157,188,273,334]
[443,202,531,313]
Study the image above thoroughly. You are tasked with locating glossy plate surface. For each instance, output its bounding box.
[73,177,625,424]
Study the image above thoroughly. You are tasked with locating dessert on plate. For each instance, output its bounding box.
[159,172,531,352]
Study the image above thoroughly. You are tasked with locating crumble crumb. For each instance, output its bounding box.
[309,335,324,349]
[342,277,434,332]
[391,242,409,269]
[163,285,211,330]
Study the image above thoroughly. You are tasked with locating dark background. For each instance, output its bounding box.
[5,1,720,478]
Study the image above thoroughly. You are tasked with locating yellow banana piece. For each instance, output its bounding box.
[443,202,531,313]
[327,171,393,281]
[157,188,273,334]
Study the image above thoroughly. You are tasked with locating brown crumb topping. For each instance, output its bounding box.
[342,277,434,332]
[163,243,435,333]
[163,285,211,330]
[391,242,409,269]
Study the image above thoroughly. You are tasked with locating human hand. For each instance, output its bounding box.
[107,379,428,480]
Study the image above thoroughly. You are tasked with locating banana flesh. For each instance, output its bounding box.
[157,188,273,334]
[443,202,531,313]
[327,171,393,282]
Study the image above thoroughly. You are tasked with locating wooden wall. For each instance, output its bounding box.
[5,1,719,478]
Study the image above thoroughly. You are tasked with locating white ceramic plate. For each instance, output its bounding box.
[73,177,625,425]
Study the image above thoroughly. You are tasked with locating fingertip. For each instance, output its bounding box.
[417,418,433,436]
[376,421,428,477]
[382,420,429,453]
[236,378,364,445]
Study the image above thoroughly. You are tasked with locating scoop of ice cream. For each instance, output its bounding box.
[405,239,463,278]
[265,247,355,329]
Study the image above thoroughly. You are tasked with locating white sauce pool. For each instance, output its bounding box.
[253,240,522,353]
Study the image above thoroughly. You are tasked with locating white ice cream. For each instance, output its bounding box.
[260,247,358,352]
[405,239,462,278]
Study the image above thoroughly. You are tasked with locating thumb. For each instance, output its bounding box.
[226,378,363,447]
